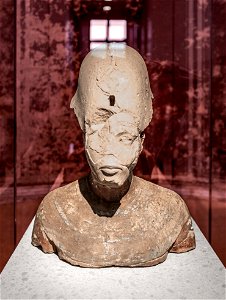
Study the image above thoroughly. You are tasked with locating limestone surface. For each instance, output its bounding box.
[32,44,195,267]
[32,175,195,267]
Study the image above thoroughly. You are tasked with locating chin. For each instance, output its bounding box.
[103,177,125,188]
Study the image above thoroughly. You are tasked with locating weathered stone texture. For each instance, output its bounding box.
[32,175,195,267]
[32,45,195,267]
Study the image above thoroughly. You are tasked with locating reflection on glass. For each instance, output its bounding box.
[90,42,126,50]
[1,0,225,272]
[90,42,107,50]
[90,20,107,41]
[109,20,127,41]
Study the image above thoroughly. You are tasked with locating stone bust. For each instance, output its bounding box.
[32,44,195,267]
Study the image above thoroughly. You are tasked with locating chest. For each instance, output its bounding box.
[51,199,178,266]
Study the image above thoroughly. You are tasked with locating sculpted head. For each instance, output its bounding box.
[71,44,153,188]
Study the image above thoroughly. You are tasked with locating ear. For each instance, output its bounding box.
[70,90,85,131]
[70,92,77,108]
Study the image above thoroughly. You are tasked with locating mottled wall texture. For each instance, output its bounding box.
[0,0,15,272]
[16,0,86,186]
[0,0,225,270]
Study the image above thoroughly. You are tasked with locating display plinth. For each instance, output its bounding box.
[1,219,225,299]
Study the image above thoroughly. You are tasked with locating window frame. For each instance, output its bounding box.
[89,18,127,50]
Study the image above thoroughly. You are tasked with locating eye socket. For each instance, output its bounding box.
[119,134,137,145]
[86,123,105,135]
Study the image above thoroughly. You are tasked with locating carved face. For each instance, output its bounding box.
[71,45,153,187]
[85,112,143,187]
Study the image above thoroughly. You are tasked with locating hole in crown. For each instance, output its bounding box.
[109,95,115,106]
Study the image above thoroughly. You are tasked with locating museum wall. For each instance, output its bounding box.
[0,0,225,271]
[0,0,15,272]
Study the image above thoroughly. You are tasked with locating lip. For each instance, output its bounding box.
[100,166,122,176]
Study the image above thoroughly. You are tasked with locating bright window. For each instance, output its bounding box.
[90,19,127,50]
[90,20,107,41]
[109,20,127,41]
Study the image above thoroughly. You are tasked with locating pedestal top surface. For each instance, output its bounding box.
[1,219,225,299]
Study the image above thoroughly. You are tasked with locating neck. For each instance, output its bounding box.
[88,173,132,202]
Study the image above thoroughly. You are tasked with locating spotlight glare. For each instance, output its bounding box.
[103,5,111,11]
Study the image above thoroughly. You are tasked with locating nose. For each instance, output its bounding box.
[98,125,116,156]
[100,129,122,157]
[99,154,121,167]
[101,139,116,156]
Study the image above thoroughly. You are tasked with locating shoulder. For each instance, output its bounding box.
[133,176,190,221]
[34,180,80,227]
[133,176,196,252]
[44,180,80,202]
[32,180,81,252]
[134,176,187,206]
[39,180,80,210]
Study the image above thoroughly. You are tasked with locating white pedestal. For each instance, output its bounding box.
[1,219,225,299]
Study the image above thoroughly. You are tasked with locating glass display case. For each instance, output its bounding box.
[0,0,225,271]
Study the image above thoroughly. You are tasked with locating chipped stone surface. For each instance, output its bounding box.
[70,44,153,132]
[32,176,195,267]
[32,45,195,267]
